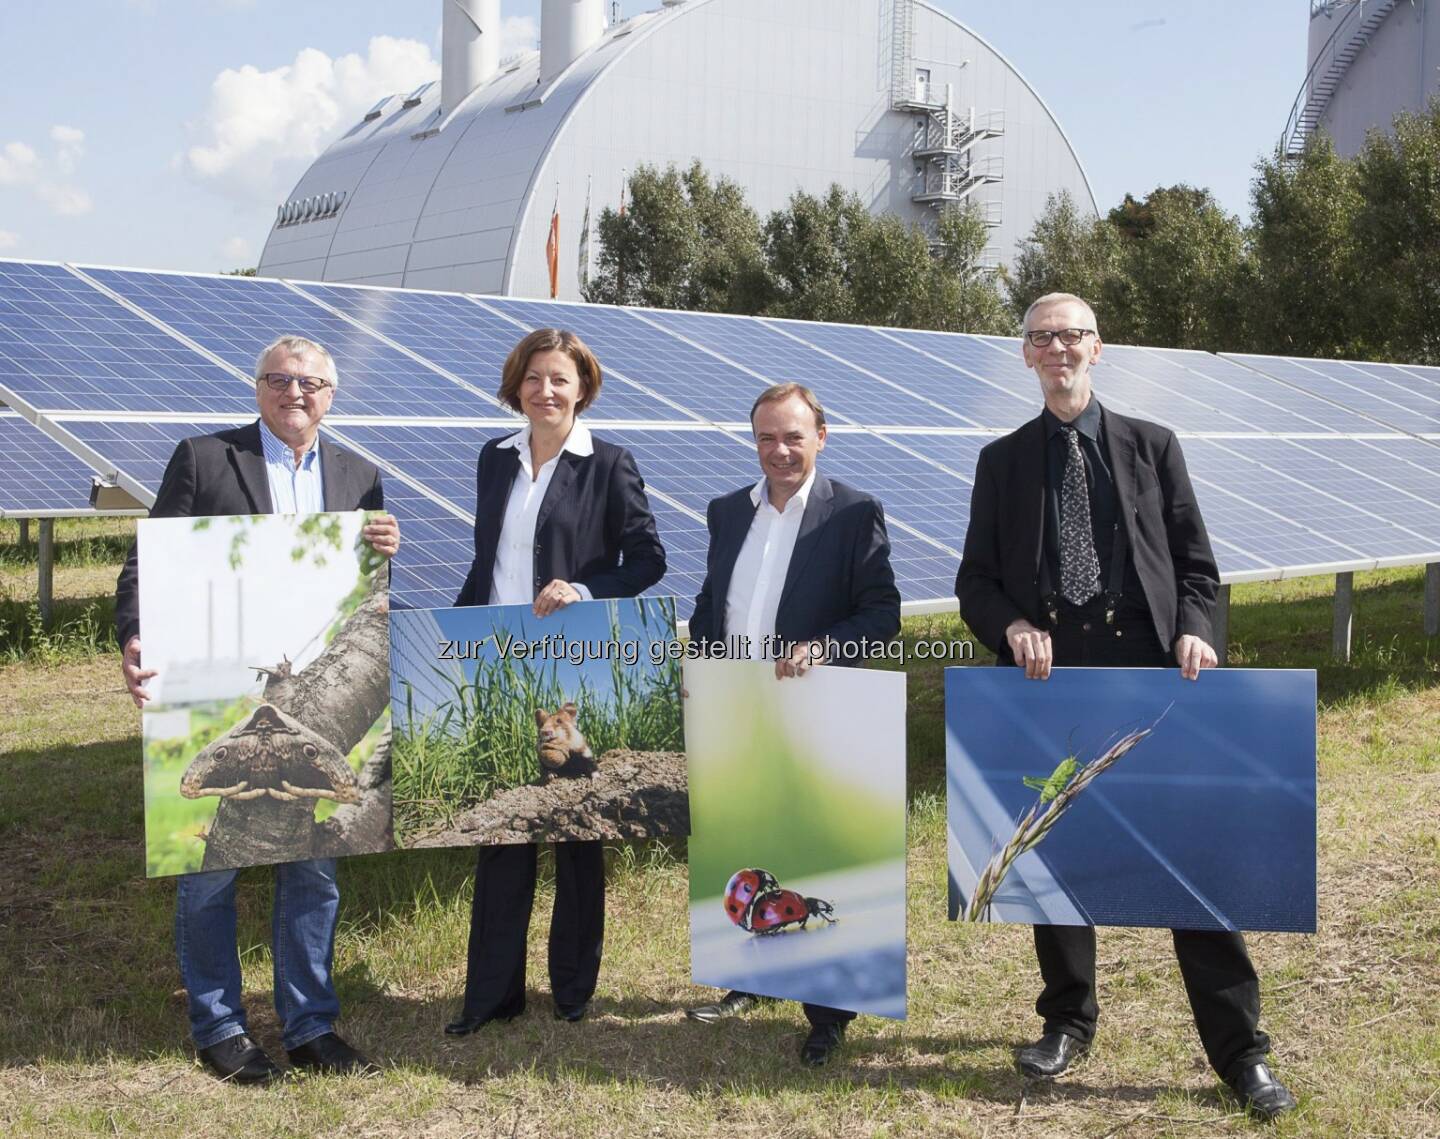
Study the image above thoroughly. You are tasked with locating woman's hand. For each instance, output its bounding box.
[533,578,583,617]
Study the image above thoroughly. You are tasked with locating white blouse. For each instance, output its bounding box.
[489,420,596,606]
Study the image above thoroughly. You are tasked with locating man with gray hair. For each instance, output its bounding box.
[956,293,1296,1122]
[115,335,399,1084]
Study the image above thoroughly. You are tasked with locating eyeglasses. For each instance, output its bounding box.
[1023,328,1096,348]
[259,372,333,394]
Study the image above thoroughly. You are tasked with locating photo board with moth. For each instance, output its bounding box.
[137,512,392,877]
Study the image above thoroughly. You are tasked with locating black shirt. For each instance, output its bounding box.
[1040,400,1144,611]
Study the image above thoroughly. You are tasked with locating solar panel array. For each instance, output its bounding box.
[2,257,1438,617]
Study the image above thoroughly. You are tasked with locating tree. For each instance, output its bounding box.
[764,188,1012,332]
[1351,101,1440,364]
[1248,138,1363,359]
[1007,190,1119,328]
[583,161,768,313]
[1102,185,1249,351]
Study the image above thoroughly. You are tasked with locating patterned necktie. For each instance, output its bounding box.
[1059,425,1101,605]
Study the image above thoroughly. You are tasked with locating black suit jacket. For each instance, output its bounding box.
[956,404,1219,661]
[114,421,384,648]
[688,473,901,665]
[453,433,665,606]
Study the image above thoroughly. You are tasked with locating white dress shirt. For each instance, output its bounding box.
[490,420,596,607]
[724,470,816,661]
[258,418,324,514]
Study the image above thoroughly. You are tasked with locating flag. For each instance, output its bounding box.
[618,168,627,218]
[578,175,592,289]
[545,187,560,299]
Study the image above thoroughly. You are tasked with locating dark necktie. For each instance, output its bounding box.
[1059,425,1101,605]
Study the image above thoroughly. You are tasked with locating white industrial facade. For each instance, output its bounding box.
[258,0,1096,301]
[1285,0,1440,160]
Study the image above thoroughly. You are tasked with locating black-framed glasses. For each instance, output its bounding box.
[1023,328,1095,348]
[259,372,332,394]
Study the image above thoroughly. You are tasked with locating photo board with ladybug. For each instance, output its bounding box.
[684,658,907,1019]
[137,512,393,877]
[388,595,687,847]
[946,667,1317,932]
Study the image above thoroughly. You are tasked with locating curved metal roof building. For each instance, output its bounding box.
[258,0,1096,300]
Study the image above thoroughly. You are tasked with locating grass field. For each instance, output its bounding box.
[3,519,1438,1137]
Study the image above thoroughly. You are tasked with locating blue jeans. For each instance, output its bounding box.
[175,858,341,1050]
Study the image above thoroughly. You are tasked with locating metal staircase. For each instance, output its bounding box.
[1283,0,1400,160]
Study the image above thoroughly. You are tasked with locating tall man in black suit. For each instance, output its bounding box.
[116,335,399,1085]
[683,382,901,1067]
[956,294,1296,1122]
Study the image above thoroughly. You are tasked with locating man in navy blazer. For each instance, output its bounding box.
[684,382,900,1066]
[957,293,1295,1122]
[115,335,398,1086]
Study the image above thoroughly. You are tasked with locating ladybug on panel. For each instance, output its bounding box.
[721,867,836,936]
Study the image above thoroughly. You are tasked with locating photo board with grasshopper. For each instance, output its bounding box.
[946,667,1316,932]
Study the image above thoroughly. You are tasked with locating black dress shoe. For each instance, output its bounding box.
[684,991,758,1023]
[197,1033,282,1085]
[286,1032,378,1076]
[444,1008,521,1036]
[1016,1031,1089,1078]
[553,1000,590,1022]
[799,1022,845,1067]
[1225,1062,1298,1122]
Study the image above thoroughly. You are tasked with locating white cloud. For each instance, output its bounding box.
[221,235,252,262]
[501,16,539,59]
[0,141,40,185]
[0,130,92,216]
[50,125,85,175]
[0,230,19,250]
[185,36,440,203]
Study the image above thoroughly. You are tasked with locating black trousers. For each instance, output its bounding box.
[1031,606,1271,1081]
[460,840,605,1017]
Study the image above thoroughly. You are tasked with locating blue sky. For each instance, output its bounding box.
[0,2,1305,273]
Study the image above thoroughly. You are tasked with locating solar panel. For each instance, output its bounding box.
[0,260,249,415]
[292,283,690,423]
[481,298,770,423]
[81,267,502,420]
[1126,346,1358,433]
[636,308,964,428]
[1183,438,1421,566]
[1222,352,1440,436]
[771,321,1027,429]
[4,259,1439,611]
[0,410,105,516]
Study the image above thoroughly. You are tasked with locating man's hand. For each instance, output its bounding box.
[533,578,582,617]
[1005,618,1052,680]
[121,636,157,708]
[361,513,400,559]
[1174,633,1218,680]
[775,639,826,679]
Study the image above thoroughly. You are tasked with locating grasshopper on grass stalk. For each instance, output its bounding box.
[962,705,1172,922]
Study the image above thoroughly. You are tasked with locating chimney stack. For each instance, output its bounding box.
[442,0,501,115]
[541,0,606,84]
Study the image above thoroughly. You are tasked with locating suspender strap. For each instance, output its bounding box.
[1103,519,1129,625]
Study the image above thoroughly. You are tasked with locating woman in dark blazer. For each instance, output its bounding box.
[445,328,666,1034]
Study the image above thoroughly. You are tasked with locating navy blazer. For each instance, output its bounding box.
[114,420,384,649]
[688,472,901,665]
[453,432,665,606]
[956,404,1219,660]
